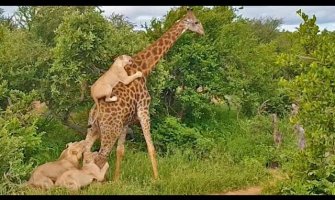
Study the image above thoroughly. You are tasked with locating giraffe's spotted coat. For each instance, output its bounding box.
[84,10,204,180]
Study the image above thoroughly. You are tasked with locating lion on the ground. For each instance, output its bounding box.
[55,151,109,191]
[27,140,87,189]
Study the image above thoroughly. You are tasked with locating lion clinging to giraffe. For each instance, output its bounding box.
[84,7,205,181]
[90,55,143,124]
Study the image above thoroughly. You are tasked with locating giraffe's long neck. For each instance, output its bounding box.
[129,18,187,77]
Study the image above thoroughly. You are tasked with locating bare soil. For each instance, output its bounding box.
[211,169,286,195]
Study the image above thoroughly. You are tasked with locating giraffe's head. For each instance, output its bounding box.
[182,8,205,35]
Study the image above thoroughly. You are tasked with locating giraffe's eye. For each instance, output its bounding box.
[195,21,199,25]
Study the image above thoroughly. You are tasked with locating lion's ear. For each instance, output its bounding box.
[66,142,73,148]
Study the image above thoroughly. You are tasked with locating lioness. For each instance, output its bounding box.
[90,55,143,124]
[55,151,109,191]
[27,140,87,189]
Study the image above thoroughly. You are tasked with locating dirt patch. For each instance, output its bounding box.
[215,186,262,195]
[211,169,286,195]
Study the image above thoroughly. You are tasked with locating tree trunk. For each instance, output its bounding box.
[271,113,282,148]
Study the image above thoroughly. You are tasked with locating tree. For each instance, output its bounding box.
[107,13,135,29]
[279,10,335,194]
[0,28,51,96]
[27,6,97,46]
[47,9,149,129]
[0,8,16,30]
[14,6,36,30]
[144,6,287,122]
[248,17,283,43]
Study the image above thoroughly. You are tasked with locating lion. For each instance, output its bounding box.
[90,55,143,124]
[27,140,87,189]
[55,151,109,191]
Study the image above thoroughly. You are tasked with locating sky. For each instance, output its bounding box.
[1,6,335,32]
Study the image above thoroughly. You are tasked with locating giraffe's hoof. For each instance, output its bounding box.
[150,176,160,184]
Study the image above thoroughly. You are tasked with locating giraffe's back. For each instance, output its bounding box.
[90,77,149,128]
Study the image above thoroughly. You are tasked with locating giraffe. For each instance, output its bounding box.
[84,8,205,181]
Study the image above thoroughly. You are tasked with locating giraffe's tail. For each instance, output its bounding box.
[88,102,99,128]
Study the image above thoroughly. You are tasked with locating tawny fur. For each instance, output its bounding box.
[90,55,143,124]
[55,151,109,191]
[27,140,87,189]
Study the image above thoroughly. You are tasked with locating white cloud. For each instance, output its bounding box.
[280,24,299,32]
[102,6,335,31]
[1,6,335,31]
[101,6,175,27]
[101,6,174,19]
[317,22,335,31]
[0,6,17,17]
[236,6,335,26]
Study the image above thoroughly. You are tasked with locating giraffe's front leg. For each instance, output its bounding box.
[84,124,100,152]
[94,125,122,169]
[114,126,127,181]
[137,107,159,180]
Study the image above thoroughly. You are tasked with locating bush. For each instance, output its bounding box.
[222,115,273,164]
[277,10,335,194]
[0,89,44,192]
[152,116,215,157]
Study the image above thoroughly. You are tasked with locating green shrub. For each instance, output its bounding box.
[0,89,44,193]
[276,10,335,194]
[151,116,215,157]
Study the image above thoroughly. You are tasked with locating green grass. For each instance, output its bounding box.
[3,105,297,195]
[16,149,270,195]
